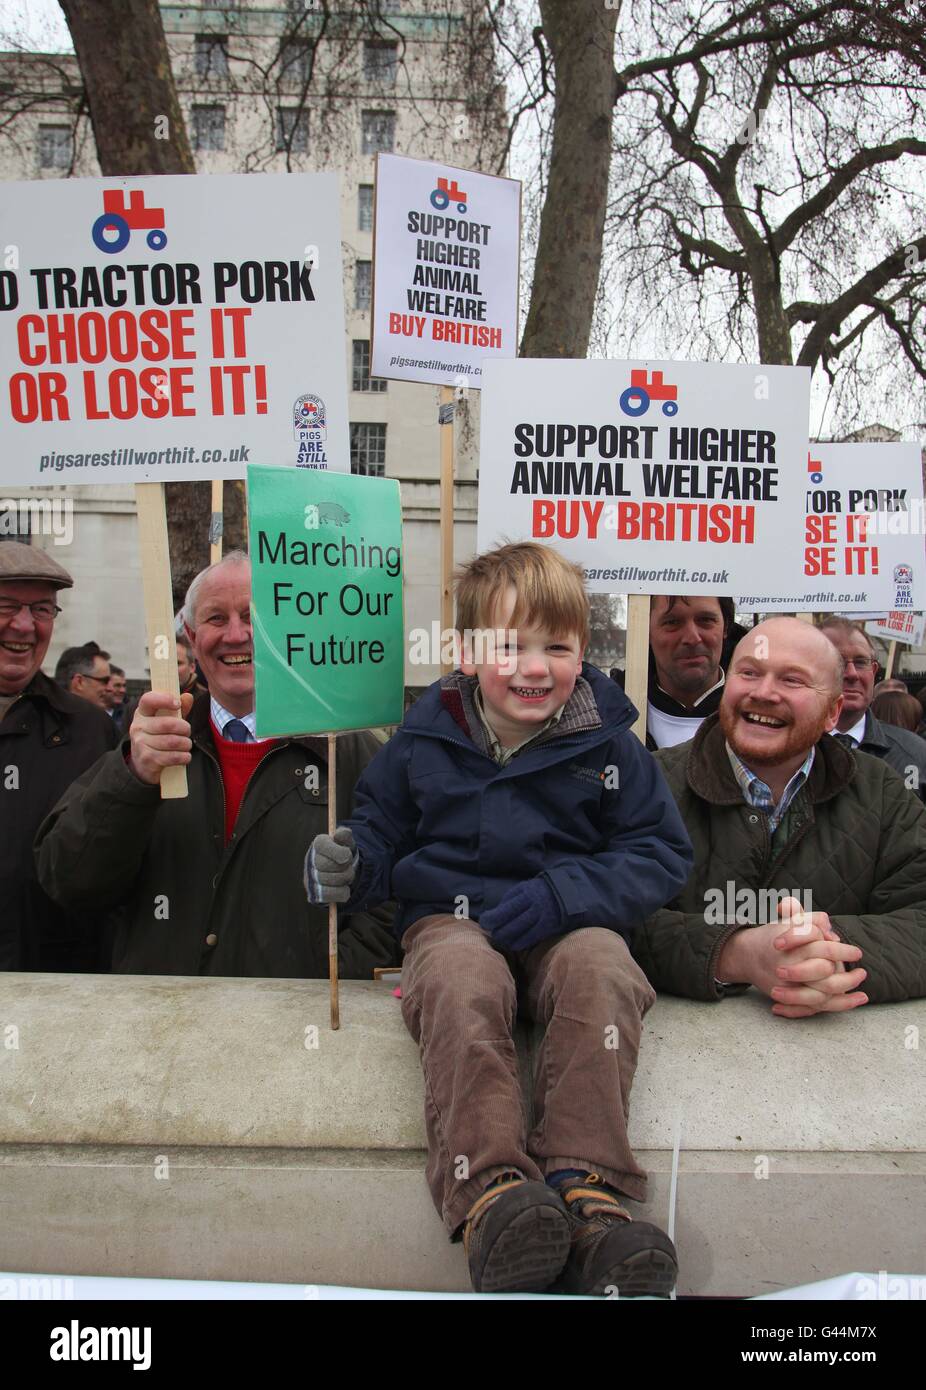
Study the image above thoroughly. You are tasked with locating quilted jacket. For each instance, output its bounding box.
[343,664,693,942]
[635,713,926,1004]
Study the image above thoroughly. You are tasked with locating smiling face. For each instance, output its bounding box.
[105,673,127,706]
[649,596,725,706]
[720,619,843,778]
[187,561,253,715]
[0,580,57,696]
[461,585,584,748]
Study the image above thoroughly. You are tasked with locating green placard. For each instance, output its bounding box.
[248,465,405,736]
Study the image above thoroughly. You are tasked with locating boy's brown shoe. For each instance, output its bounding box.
[462,1176,571,1294]
[557,1173,678,1297]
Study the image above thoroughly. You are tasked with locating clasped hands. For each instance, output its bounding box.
[715,895,868,1019]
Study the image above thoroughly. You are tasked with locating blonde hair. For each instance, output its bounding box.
[454,542,590,648]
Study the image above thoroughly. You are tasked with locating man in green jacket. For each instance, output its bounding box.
[637,617,926,1014]
[35,551,397,979]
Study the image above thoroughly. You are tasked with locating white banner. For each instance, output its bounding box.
[749,442,925,612]
[371,154,520,387]
[478,358,810,596]
[0,173,349,485]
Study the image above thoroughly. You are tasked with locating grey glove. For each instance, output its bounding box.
[304,827,358,904]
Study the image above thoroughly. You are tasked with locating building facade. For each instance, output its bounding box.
[0,1,507,687]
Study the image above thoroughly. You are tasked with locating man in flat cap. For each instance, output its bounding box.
[0,541,117,972]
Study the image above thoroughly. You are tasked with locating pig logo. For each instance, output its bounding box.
[893,563,914,610]
[294,394,328,468]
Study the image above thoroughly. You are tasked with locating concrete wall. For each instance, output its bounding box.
[1,973,922,1296]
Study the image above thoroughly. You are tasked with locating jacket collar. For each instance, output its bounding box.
[438,668,602,754]
[684,712,856,806]
[404,663,635,751]
[22,669,74,715]
[1,669,81,728]
[859,710,891,753]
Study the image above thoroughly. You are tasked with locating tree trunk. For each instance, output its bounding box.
[58,0,193,175]
[58,0,246,595]
[519,0,620,358]
[748,250,794,366]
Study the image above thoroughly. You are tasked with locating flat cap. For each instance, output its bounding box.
[0,540,73,589]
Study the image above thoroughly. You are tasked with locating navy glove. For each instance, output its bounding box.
[480,878,565,951]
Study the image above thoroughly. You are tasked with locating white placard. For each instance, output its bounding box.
[867,611,926,646]
[478,358,810,596]
[762,442,926,612]
[371,154,520,387]
[0,173,349,485]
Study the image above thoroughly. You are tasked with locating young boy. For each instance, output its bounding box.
[304,543,692,1296]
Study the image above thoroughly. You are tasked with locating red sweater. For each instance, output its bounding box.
[210,720,279,842]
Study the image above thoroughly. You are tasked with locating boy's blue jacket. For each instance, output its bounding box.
[343,663,694,943]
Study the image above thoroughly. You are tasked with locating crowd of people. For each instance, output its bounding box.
[2,535,925,1297]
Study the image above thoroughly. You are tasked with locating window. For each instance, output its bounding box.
[38,124,72,170]
[277,106,309,153]
[352,340,386,393]
[279,39,312,85]
[194,34,229,79]
[351,423,386,476]
[361,110,395,155]
[364,41,398,85]
[358,184,374,232]
[355,260,372,311]
[192,104,226,151]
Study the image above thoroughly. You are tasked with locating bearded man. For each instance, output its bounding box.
[633,617,926,1012]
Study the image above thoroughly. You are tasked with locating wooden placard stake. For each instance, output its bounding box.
[134,482,188,800]
[328,731,340,1031]
[210,479,224,564]
[625,594,651,745]
[439,385,455,672]
[885,640,898,679]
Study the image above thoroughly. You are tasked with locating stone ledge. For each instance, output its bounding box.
[1,974,923,1152]
[1,973,923,1295]
[1,1146,923,1296]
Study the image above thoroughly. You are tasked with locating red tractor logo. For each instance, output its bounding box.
[429,177,467,213]
[92,189,168,254]
[808,451,824,484]
[619,369,679,418]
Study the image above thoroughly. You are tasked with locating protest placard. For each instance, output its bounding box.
[370,154,520,388]
[477,358,811,596]
[247,465,404,737]
[0,173,349,486]
[867,611,926,647]
[748,442,924,613]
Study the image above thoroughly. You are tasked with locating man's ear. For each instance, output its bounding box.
[182,621,195,653]
[823,693,844,732]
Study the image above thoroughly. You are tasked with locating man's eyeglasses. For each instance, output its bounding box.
[843,657,876,672]
[77,671,109,684]
[0,600,62,621]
